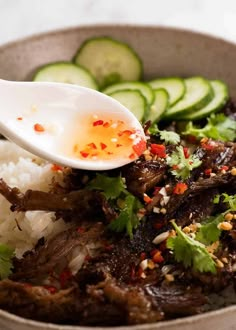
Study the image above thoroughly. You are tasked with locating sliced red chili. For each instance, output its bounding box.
[220,166,229,171]
[173,183,188,195]
[183,147,190,159]
[204,168,212,176]
[80,151,89,158]
[93,120,104,126]
[152,250,164,263]
[51,164,63,172]
[34,123,45,132]
[100,142,107,150]
[43,285,57,294]
[132,139,146,156]
[87,142,97,149]
[150,144,166,158]
[140,252,147,261]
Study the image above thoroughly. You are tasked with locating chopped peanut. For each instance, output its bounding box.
[217,222,233,231]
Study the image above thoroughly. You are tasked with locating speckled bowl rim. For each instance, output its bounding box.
[0,24,235,329]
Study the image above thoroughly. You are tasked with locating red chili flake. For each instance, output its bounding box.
[189,161,193,165]
[183,147,190,159]
[43,285,57,294]
[103,122,110,128]
[220,166,229,171]
[153,222,164,230]
[201,142,215,151]
[140,252,147,261]
[107,151,113,155]
[143,194,153,204]
[77,227,85,234]
[150,144,166,158]
[51,164,63,172]
[129,153,136,159]
[80,151,89,158]
[100,142,107,150]
[172,165,179,170]
[17,117,23,121]
[93,120,104,126]
[159,241,167,252]
[118,129,133,137]
[150,249,159,257]
[60,269,72,288]
[153,186,162,196]
[133,139,147,156]
[87,142,97,149]
[85,254,92,261]
[186,135,197,144]
[204,168,212,176]
[104,244,114,251]
[34,123,45,132]
[152,250,164,263]
[116,143,122,148]
[173,183,188,195]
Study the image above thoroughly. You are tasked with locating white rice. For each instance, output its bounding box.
[0,140,69,258]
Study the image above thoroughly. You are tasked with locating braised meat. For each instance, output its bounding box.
[0,103,235,326]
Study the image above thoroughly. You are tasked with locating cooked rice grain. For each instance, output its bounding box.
[0,141,69,257]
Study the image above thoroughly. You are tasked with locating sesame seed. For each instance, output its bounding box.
[111,138,118,143]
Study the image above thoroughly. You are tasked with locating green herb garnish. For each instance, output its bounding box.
[88,174,143,237]
[196,193,236,245]
[167,221,216,274]
[166,146,202,180]
[183,114,236,142]
[149,126,180,145]
[0,244,14,279]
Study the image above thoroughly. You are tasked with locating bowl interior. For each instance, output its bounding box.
[0,24,235,330]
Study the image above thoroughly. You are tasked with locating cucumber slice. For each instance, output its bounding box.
[148,77,185,106]
[163,77,213,119]
[146,88,169,123]
[178,80,229,121]
[74,37,142,89]
[103,81,154,104]
[33,62,98,89]
[109,89,147,122]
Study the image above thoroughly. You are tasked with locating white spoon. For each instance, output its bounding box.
[0,79,146,170]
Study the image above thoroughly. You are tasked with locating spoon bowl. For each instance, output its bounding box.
[0,79,146,170]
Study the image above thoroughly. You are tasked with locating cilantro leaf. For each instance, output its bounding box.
[108,194,142,238]
[166,146,202,180]
[167,221,216,274]
[195,214,223,245]
[0,244,14,279]
[88,174,144,237]
[197,193,236,245]
[88,174,126,200]
[183,114,236,142]
[149,126,180,145]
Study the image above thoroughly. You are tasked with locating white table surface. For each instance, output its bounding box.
[0,0,236,45]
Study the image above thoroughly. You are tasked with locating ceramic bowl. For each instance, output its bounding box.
[0,25,235,330]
